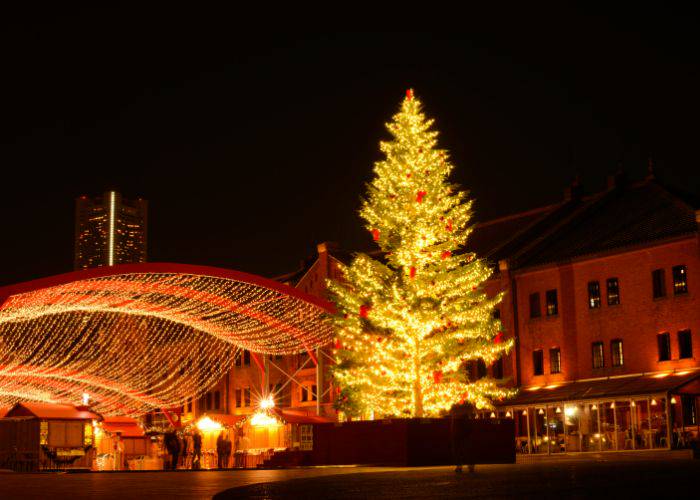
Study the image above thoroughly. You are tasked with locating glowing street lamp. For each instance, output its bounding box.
[259,395,275,410]
[196,416,222,432]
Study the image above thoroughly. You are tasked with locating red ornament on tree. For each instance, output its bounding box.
[416,190,427,203]
[334,339,342,350]
[494,331,504,344]
[409,267,416,279]
[433,370,443,383]
[441,250,451,260]
[406,88,413,100]
[371,228,380,241]
[359,305,371,318]
[446,220,453,232]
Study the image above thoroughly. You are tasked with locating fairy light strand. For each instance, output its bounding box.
[0,272,333,416]
[328,90,516,418]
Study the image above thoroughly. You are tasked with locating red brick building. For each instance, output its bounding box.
[193,173,700,454]
[470,173,700,452]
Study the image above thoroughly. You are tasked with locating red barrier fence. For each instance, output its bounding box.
[310,417,515,466]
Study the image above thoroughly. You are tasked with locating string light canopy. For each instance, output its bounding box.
[0,263,334,416]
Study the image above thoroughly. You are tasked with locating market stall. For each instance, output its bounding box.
[0,402,99,471]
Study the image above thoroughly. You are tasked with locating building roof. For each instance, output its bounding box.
[466,177,698,271]
[496,370,700,407]
[5,402,101,420]
[275,176,699,282]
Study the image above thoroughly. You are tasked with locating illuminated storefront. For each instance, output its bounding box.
[490,371,700,453]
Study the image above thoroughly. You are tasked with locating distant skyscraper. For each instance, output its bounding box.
[74,191,148,270]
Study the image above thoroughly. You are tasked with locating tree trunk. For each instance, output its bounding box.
[413,348,424,417]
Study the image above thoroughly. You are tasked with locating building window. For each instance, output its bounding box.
[652,269,666,298]
[678,330,693,359]
[492,358,503,379]
[606,278,620,305]
[673,265,688,295]
[244,388,251,407]
[243,350,251,366]
[529,292,541,318]
[205,392,212,411]
[592,342,604,369]
[301,383,317,402]
[611,339,624,367]
[682,395,697,426]
[549,348,561,374]
[187,398,193,413]
[214,391,220,410]
[588,281,601,309]
[657,333,671,362]
[532,350,544,376]
[546,289,558,316]
[235,389,242,408]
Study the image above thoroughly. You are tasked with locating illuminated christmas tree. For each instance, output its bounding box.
[328,89,515,418]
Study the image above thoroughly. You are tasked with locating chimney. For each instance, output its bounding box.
[316,241,339,255]
[607,169,627,191]
[646,155,655,180]
[563,176,583,201]
[316,241,339,279]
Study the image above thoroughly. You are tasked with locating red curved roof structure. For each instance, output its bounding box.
[0,263,335,416]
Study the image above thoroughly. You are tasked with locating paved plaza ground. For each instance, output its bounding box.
[1,452,698,499]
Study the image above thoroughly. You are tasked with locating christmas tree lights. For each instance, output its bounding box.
[0,271,333,415]
[329,89,515,418]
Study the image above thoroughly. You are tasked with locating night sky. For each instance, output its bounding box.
[2,8,699,286]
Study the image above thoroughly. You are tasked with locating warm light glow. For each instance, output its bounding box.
[591,404,597,410]
[196,416,222,432]
[651,399,657,406]
[653,372,670,379]
[327,90,515,418]
[555,407,561,414]
[259,395,275,410]
[82,393,90,405]
[631,401,636,407]
[522,410,527,416]
[564,406,577,417]
[505,411,512,417]
[527,386,541,392]
[108,191,116,266]
[490,412,495,418]
[676,370,690,376]
[250,411,282,427]
[0,269,333,415]
[544,384,559,390]
[671,397,677,404]
[538,408,544,415]
[610,402,615,409]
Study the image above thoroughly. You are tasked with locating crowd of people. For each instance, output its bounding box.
[162,427,250,470]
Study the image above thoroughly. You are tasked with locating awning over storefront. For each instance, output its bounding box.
[101,417,146,438]
[497,370,700,407]
[275,409,333,424]
[210,414,247,427]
